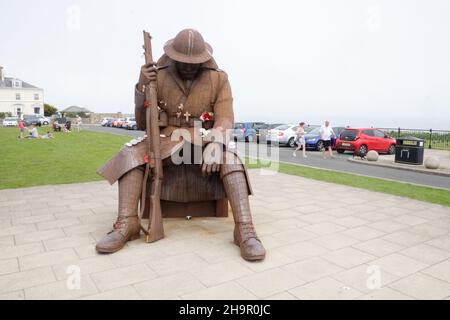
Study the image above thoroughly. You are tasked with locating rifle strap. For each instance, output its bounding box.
[138,163,150,235]
[138,84,154,236]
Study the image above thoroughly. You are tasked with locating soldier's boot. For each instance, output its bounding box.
[221,166,266,261]
[96,167,143,253]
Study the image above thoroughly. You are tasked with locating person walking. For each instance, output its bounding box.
[75,115,82,132]
[293,122,307,158]
[18,118,25,139]
[319,120,335,159]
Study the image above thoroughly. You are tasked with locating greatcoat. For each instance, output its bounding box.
[97,55,252,203]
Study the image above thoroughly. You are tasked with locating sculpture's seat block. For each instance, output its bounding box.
[142,164,229,218]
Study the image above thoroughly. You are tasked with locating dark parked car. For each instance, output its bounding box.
[232,122,257,142]
[23,115,41,127]
[231,122,272,143]
[248,122,268,131]
[304,127,345,151]
[248,122,270,143]
[106,119,115,127]
[250,122,270,143]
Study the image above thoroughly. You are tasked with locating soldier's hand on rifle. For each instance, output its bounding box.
[138,62,158,91]
[202,142,223,176]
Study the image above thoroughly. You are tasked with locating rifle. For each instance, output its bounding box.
[140,30,164,243]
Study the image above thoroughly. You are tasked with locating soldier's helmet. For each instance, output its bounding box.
[164,29,213,64]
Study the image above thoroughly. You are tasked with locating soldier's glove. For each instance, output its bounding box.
[138,62,158,91]
[201,142,223,176]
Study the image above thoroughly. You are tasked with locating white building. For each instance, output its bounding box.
[0,66,44,117]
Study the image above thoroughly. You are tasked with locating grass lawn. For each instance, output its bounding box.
[0,127,131,189]
[245,158,450,207]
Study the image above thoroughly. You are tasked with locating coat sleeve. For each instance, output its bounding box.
[134,84,146,130]
[213,72,234,144]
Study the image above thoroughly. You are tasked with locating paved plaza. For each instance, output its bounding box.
[0,169,449,300]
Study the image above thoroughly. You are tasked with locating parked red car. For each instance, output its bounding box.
[112,118,124,127]
[335,128,396,156]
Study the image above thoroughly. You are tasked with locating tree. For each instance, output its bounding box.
[44,103,58,116]
[0,112,12,119]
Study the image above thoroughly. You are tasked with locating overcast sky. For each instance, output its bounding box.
[1,0,449,129]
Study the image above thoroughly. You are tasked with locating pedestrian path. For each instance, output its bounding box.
[0,170,449,299]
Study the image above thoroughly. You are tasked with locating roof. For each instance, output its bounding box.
[0,77,41,89]
[61,106,92,113]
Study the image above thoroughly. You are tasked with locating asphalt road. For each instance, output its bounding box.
[84,124,450,190]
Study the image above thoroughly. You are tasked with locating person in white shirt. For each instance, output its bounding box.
[319,120,335,159]
[75,115,82,133]
[26,124,39,139]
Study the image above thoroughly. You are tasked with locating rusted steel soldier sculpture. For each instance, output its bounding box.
[96,29,266,261]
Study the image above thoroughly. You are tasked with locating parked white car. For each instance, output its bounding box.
[2,117,18,127]
[125,118,138,130]
[267,124,299,147]
[38,116,50,125]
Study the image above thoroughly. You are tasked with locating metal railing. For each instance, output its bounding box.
[379,128,450,150]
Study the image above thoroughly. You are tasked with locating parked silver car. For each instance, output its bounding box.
[124,118,137,130]
[267,124,299,147]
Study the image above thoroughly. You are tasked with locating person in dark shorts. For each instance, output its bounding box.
[319,120,335,159]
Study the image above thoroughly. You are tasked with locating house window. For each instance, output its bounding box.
[16,93,21,100]
[34,107,40,114]
[34,94,39,100]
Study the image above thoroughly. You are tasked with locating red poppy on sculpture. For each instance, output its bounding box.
[200,111,214,122]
